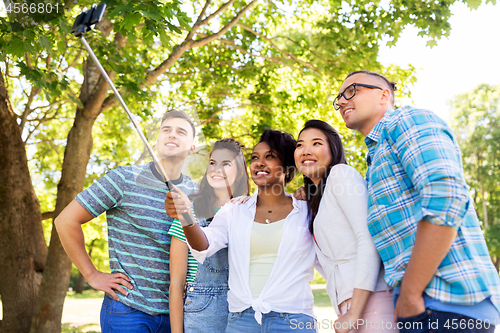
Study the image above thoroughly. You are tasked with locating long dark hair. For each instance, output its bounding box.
[190,139,250,220]
[298,120,347,233]
[258,129,297,184]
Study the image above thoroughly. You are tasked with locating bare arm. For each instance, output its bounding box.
[54,199,133,300]
[335,288,372,333]
[395,220,456,320]
[169,237,189,333]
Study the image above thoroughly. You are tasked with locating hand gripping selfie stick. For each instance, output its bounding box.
[71,4,195,225]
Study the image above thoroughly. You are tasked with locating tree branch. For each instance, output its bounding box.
[192,0,258,48]
[191,30,297,70]
[166,62,273,76]
[199,0,237,26]
[25,52,33,70]
[236,23,321,76]
[24,104,63,143]
[186,0,212,41]
[135,121,159,165]
[62,48,82,73]
[29,98,70,113]
[273,35,335,65]
[216,37,292,69]
[19,87,41,131]
[101,1,257,112]
[165,61,233,76]
[42,211,54,220]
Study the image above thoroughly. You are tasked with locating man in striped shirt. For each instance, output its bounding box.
[333,70,500,332]
[55,110,198,333]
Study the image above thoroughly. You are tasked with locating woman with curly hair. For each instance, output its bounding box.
[166,130,319,332]
[168,139,250,333]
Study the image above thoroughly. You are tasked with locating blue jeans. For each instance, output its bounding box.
[100,294,170,333]
[397,308,495,333]
[225,307,317,332]
[184,285,229,332]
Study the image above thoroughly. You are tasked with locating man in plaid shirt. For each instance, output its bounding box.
[333,70,500,332]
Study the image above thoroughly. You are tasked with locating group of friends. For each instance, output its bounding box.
[55,70,500,333]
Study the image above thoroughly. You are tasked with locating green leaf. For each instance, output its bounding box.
[69,94,83,108]
[59,17,71,35]
[6,38,25,58]
[23,40,36,55]
[425,40,438,48]
[122,13,142,32]
[142,11,164,22]
[466,0,483,9]
[158,28,170,47]
[38,35,52,53]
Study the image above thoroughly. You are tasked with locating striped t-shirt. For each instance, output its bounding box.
[76,162,198,315]
[168,207,218,283]
[168,218,199,283]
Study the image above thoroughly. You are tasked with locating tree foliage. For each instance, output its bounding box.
[450,84,500,269]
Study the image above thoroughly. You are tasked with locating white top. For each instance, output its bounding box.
[249,219,285,298]
[314,164,391,314]
[189,193,318,324]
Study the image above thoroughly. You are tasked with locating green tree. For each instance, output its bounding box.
[0,0,485,332]
[449,84,500,270]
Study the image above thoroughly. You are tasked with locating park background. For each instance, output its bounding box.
[1,0,500,332]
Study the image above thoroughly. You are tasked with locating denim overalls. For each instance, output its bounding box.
[183,218,229,332]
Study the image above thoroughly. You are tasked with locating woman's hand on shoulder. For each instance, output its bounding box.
[293,186,306,201]
[230,195,251,205]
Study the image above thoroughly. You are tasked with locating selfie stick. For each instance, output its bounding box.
[71,4,195,225]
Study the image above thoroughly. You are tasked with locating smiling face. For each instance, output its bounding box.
[337,73,391,136]
[206,149,238,192]
[156,117,195,160]
[250,142,286,188]
[295,128,333,186]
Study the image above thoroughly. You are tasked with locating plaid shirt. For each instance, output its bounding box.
[365,105,500,312]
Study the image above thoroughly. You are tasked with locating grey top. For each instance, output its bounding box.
[76,162,198,315]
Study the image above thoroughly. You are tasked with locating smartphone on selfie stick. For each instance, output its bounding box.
[71,4,195,226]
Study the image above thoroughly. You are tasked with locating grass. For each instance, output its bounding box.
[312,288,332,308]
[66,290,104,299]
[62,323,100,333]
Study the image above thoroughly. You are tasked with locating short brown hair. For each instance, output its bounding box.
[346,70,397,105]
[160,109,196,138]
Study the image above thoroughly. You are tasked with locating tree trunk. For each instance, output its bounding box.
[25,5,252,329]
[29,82,111,333]
[74,272,87,294]
[29,18,115,333]
[0,72,48,333]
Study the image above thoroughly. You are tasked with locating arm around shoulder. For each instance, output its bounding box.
[186,202,233,262]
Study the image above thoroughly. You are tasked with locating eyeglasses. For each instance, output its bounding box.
[333,83,383,110]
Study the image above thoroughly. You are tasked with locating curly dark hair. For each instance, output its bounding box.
[298,120,347,233]
[190,139,250,220]
[258,129,297,184]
